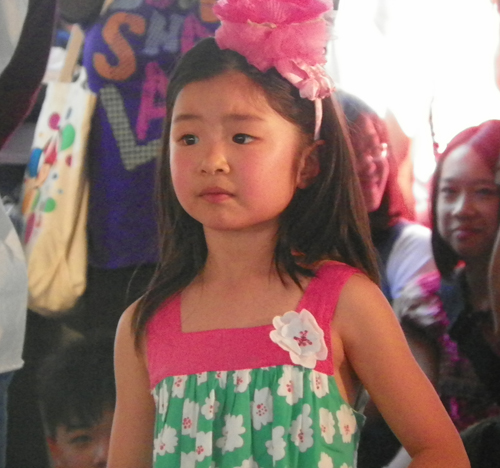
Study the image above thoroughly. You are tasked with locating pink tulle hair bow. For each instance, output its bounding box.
[213,0,335,102]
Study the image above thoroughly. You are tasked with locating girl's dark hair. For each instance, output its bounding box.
[431,120,500,278]
[337,91,412,242]
[132,38,379,343]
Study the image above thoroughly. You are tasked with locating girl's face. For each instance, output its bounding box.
[169,71,316,233]
[437,144,500,264]
[351,114,390,213]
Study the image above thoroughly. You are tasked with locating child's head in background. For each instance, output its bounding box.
[37,333,116,468]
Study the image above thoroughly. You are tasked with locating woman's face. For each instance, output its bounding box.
[351,114,390,213]
[436,144,500,264]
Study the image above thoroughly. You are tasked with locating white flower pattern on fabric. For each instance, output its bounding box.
[156,381,169,416]
[337,404,357,443]
[310,370,330,398]
[235,456,261,468]
[195,431,213,461]
[153,425,178,459]
[215,370,227,389]
[265,425,287,462]
[201,389,219,420]
[319,408,335,444]
[182,399,199,437]
[318,452,334,468]
[251,387,273,430]
[233,369,252,393]
[340,464,352,468]
[290,403,314,452]
[270,309,328,369]
[216,414,246,454]
[277,365,304,405]
[197,372,208,385]
[180,451,196,468]
[172,375,187,398]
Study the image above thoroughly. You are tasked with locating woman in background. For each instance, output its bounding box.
[338,92,435,305]
[396,120,500,468]
[338,92,436,468]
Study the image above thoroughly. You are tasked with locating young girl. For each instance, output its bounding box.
[108,1,468,467]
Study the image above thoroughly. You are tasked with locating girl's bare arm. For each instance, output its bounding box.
[335,274,469,468]
[108,304,155,468]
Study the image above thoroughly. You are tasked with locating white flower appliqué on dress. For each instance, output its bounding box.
[172,375,187,398]
[182,399,199,437]
[265,426,287,462]
[194,431,213,461]
[153,425,178,460]
[154,380,169,416]
[310,369,330,398]
[201,389,219,420]
[319,408,335,444]
[318,452,334,468]
[277,366,304,405]
[290,403,314,452]
[216,414,246,454]
[251,387,273,430]
[270,309,328,368]
[337,404,357,443]
[236,456,261,468]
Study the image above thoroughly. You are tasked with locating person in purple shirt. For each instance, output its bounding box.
[58,0,219,333]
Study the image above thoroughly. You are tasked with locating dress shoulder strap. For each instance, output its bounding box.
[301,262,360,329]
[297,262,359,376]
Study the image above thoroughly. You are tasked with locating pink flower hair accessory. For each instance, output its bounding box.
[213,0,335,139]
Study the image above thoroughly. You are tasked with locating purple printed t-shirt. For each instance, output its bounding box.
[83,0,219,268]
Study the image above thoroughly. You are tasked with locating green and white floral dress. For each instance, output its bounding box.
[146,262,365,468]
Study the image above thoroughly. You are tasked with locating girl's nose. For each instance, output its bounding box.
[199,145,230,175]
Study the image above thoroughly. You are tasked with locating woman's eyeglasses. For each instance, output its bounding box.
[357,142,388,161]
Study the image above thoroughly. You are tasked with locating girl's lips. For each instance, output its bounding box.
[199,187,233,203]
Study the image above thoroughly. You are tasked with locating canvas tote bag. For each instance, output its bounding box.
[20,24,95,316]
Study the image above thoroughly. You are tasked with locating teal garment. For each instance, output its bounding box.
[152,365,364,468]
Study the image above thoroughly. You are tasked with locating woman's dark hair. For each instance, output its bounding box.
[337,91,411,242]
[431,120,500,279]
[132,38,379,343]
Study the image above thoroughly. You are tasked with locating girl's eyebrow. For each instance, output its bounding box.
[172,113,202,124]
[173,113,265,123]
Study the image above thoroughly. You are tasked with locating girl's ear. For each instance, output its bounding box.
[297,140,323,189]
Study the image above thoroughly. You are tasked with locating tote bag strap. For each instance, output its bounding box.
[59,0,115,83]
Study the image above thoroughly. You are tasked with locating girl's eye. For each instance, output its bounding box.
[180,134,199,146]
[232,134,255,145]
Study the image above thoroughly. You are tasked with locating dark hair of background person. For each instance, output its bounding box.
[430,119,500,279]
[37,333,116,439]
[132,37,380,345]
[337,91,412,243]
